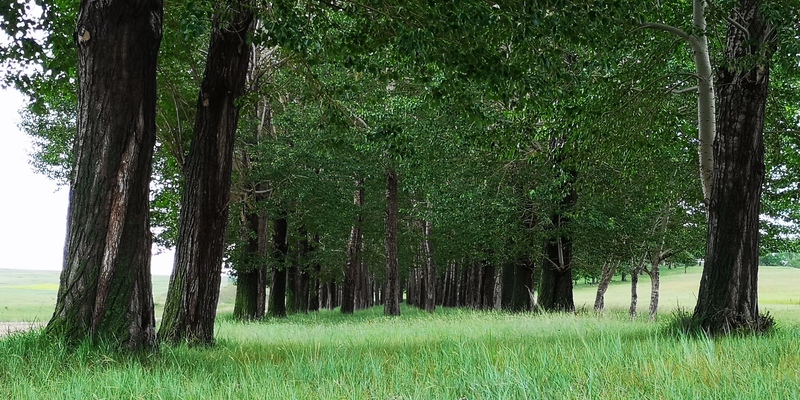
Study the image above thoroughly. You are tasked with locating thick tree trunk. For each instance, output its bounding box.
[268,216,289,317]
[594,261,618,312]
[384,169,401,316]
[233,211,268,320]
[693,0,775,334]
[538,156,576,312]
[538,236,575,312]
[511,261,534,311]
[46,0,162,350]
[342,181,365,314]
[159,4,253,345]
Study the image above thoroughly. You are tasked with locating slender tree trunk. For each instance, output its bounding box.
[422,219,436,312]
[384,169,401,316]
[268,216,289,317]
[46,0,162,350]
[693,0,775,334]
[159,3,254,345]
[594,261,619,312]
[629,266,640,318]
[648,264,660,321]
[480,261,496,310]
[342,180,365,314]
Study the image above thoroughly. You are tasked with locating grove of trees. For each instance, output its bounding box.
[1,0,799,348]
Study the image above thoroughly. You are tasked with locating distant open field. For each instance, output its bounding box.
[1,265,798,324]
[0,269,238,322]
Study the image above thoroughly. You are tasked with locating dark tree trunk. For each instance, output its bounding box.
[693,0,775,334]
[538,236,575,312]
[268,216,289,317]
[594,261,618,312]
[233,211,268,320]
[309,235,321,312]
[538,155,576,312]
[384,169,401,316]
[46,0,162,350]
[342,181,365,314]
[480,262,496,310]
[159,4,253,345]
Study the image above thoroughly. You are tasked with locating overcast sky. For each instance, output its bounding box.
[0,87,174,275]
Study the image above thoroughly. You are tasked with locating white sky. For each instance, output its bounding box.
[0,87,174,275]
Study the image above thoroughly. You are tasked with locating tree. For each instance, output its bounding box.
[45,0,163,350]
[159,1,254,345]
[692,0,777,333]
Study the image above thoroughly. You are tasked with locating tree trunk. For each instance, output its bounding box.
[693,0,775,334]
[421,218,436,312]
[648,264,660,321]
[538,154,576,312]
[480,261,495,310]
[629,266,640,318]
[594,261,619,312]
[159,4,253,345]
[538,236,575,312]
[233,211,268,320]
[268,216,289,317]
[511,261,534,312]
[46,0,162,350]
[384,169,401,316]
[342,180,365,314]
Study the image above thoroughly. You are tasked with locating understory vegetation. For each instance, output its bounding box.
[2,308,799,399]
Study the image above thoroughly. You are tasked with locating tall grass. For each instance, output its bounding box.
[2,307,799,399]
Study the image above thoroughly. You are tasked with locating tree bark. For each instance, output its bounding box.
[538,236,575,312]
[421,218,436,312]
[384,169,401,316]
[268,216,289,317]
[233,211,268,320]
[46,0,162,350]
[342,180,365,314]
[594,261,618,312]
[693,0,775,334]
[159,3,254,345]
[629,266,640,318]
[648,264,660,321]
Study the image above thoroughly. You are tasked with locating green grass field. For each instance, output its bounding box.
[1,267,799,399]
[3,265,797,323]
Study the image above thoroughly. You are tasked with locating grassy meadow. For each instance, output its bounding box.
[1,266,799,399]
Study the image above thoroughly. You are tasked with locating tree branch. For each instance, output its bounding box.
[638,23,690,41]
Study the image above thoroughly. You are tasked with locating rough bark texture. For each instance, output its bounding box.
[46,0,162,350]
[384,169,401,316]
[341,181,365,314]
[693,0,775,334]
[159,4,253,345]
[268,216,289,317]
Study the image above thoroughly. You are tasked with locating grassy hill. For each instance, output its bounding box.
[1,265,798,324]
